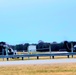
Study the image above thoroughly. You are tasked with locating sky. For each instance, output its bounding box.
[0,0,76,45]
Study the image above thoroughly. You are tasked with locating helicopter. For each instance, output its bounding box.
[36,41,76,52]
[0,42,17,55]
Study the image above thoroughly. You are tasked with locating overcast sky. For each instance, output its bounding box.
[0,0,76,45]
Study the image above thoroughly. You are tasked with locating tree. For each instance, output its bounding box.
[23,43,29,51]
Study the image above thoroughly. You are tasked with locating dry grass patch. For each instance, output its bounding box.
[0,63,76,75]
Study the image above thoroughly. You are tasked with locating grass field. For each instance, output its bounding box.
[0,63,76,75]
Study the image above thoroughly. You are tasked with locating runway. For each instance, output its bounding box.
[0,58,76,66]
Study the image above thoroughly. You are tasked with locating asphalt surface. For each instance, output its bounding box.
[0,58,76,66]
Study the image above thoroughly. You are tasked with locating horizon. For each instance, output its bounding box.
[0,0,76,45]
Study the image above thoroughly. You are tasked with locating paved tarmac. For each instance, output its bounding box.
[0,58,76,66]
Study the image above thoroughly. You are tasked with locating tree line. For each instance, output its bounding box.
[10,42,50,52]
[1,41,76,52]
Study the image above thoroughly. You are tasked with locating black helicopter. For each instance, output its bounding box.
[36,41,76,52]
[0,42,17,55]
